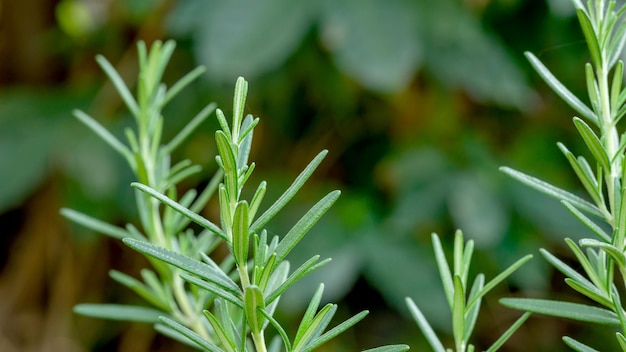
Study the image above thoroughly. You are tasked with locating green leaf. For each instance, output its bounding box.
[259,308,292,351]
[452,275,465,350]
[123,238,240,294]
[564,154,600,208]
[203,310,236,352]
[499,298,620,325]
[611,61,624,112]
[564,238,604,291]
[614,186,626,248]
[564,278,612,308]
[73,109,134,166]
[419,1,534,109]
[194,0,312,81]
[190,169,224,214]
[154,323,206,350]
[572,118,611,172]
[294,284,325,346]
[464,274,484,342]
[131,182,225,239]
[244,285,265,334]
[321,0,420,92]
[109,270,168,311]
[238,114,257,170]
[500,166,603,218]
[249,181,267,222]
[562,336,600,352]
[256,253,277,291]
[585,63,601,114]
[94,55,140,118]
[540,248,594,287]
[580,238,626,268]
[561,201,611,242]
[616,332,626,350]
[453,230,464,279]
[182,273,243,308]
[274,190,341,262]
[232,201,250,267]
[161,66,207,108]
[215,109,231,138]
[232,77,248,142]
[302,310,369,352]
[466,254,533,312]
[405,297,445,352]
[361,345,411,352]
[432,233,454,309]
[525,52,597,124]
[141,269,171,306]
[265,257,328,305]
[460,236,474,288]
[61,208,134,240]
[213,298,242,350]
[485,312,531,352]
[215,130,239,198]
[74,303,164,323]
[158,316,223,352]
[251,150,328,233]
[293,303,335,352]
[576,9,603,68]
[164,102,216,154]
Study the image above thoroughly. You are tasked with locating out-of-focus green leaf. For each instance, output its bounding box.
[563,336,601,352]
[406,298,445,352]
[320,0,421,93]
[418,0,535,109]
[499,298,620,325]
[74,303,164,323]
[361,235,448,329]
[193,0,314,82]
[0,90,89,213]
[448,172,508,248]
[362,345,410,352]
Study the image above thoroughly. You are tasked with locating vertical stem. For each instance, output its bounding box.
[598,64,619,216]
[252,331,267,352]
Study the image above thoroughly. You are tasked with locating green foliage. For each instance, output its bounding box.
[500,0,626,350]
[68,41,408,351]
[167,0,533,108]
[406,230,531,352]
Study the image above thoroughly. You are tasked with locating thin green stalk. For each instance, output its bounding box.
[252,331,267,352]
[173,274,210,340]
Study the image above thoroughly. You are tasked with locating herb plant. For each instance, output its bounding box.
[406,230,532,352]
[497,0,626,350]
[66,40,408,352]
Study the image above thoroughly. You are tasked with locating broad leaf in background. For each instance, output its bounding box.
[320,0,421,93]
[417,0,536,109]
[167,0,532,109]
[0,90,92,213]
[448,171,508,248]
[193,0,314,82]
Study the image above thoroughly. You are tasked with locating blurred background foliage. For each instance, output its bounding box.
[0,0,613,350]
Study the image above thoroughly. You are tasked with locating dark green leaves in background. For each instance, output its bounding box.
[167,0,533,107]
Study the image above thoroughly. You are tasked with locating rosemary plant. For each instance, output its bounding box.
[67,40,408,352]
[499,1,626,350]
[406,230,532,352]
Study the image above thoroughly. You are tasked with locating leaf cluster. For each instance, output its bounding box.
[67,40,408,351]
[500,1,626,350]
[406,230,531,352]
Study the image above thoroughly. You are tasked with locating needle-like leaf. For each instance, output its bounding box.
[406,298,445,352]
[499,298,620,325]
[74,304,164,323]
[525,52,597,124]
[500,167,603,218]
